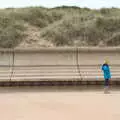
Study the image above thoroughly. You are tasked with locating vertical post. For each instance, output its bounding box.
[10,49,15,82]
[76,47,83,81]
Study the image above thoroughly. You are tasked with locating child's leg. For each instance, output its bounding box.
[104,79,109,86]
[104,79,110,93]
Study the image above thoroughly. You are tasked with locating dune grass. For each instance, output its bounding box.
[0,6,120,48]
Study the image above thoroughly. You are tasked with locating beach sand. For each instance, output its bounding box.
[0,88,120,120]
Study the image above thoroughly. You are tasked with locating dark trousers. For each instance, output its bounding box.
[104,79,109,86]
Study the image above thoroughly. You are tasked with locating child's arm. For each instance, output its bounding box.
[101,65,104,71]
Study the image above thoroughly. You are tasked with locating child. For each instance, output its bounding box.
[101,60,111,94]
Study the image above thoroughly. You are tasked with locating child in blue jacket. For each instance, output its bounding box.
[101,60,111,93]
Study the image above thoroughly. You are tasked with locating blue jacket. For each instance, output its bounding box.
[101,64,111,79]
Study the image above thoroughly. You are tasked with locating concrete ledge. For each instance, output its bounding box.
[0,47,120,53]
[0,81,119,87]
[0,47,119,85]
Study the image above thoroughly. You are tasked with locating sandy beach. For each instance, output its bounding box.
[0,88,120,120]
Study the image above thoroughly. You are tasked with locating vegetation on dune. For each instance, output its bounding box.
[0,13,25,48]
[0,6,120,48]
[41,7,120,46]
